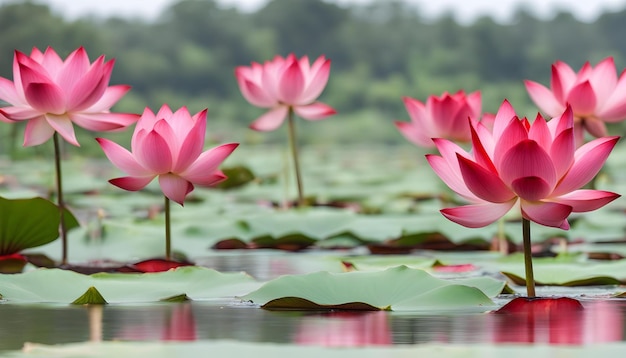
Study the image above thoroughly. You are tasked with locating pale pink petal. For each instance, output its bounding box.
[96,138,152,176]
[552,61,577,96]
[499,139,557,190]
[299,57,331,104]
[521,200,572,229]
[167,107,195,142]
[426,154,477,200]
[524,80,563,117]
[45,114,79,146]
[596,70,626,121]
[466,91,482,117]
[23,116,54,146]
[553,136,619,196]
[469,123,497,172]
[583,118,608,138]
[183,172,227,188]
[511,176,552,201]
[40,47,64,76]
[250,107,288,131]
[493,117,528,170]
[440,200,517,228]
[457,155,515,203]
[180,143,239,183]
[403,97,435,135]
[293,102,336,120]
[110,176,155,191]
[566,81,597,115]
[0,77,24,105]
[528,114,551,153]
[0,106,41,121]
[492,100,517,140]
[87,85,132,112]
[135,130,173,174]
[69,112,139,132]
[57,47,91,90]
[67,56,109,111]
[158,174,194,206]
[23,82,66,114]
[236,73,276,108]
[173,111,206,172]
[550,128,575,179]
[551,190,620,212]
[395,121,432,148]
[589,57,617,106]
[155,104,174,120]
[278,60,305,104]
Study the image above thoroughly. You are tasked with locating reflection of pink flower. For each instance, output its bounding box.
[0,46,138,146]
[525,57,626,143]
[492,297,623,344]
[235,54,336,131]
[426,100,620,229]
[115,303,196,342]
[295,311,391,347]
[97,105,238,205]
[395,90,485,148]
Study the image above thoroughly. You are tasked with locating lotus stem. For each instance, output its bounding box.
[287,107,305,207]
[164,196,171,261]
[53,133,68,266]
[522,218,536,297]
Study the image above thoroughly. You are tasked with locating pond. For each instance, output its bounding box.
[1,281,624,352]
[1,251,625,355]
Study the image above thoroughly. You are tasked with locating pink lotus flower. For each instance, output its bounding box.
[0,46,139,146]
[426,100,620,229]
[395,90,487,148]
[97,105,238,205]
[235,53,336,131]
[525,57,626,143]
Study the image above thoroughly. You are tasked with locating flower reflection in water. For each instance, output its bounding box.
[294,311,391,347]
[114,302,197,342]
[491,298,623,344]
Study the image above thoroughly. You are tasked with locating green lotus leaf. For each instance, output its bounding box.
[72,286,107,305]
[0,266,259,304]
[0,196,79,255]
[500,259,626,286]
[241,266,503,311]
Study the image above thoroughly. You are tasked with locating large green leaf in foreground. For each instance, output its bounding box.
[0,196,79,255]
[242,266,504,311]
[0,267,258,304]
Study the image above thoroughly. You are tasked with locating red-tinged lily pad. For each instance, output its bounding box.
[128,259,193,273]
[241,266,505,311]
[432,262,477,273]
[495,297,584,314]
[0,253,28,274]
[212,238,249,250]
[492,297,585,344]
[251,234,316,251]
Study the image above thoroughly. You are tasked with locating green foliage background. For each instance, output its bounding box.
[0,0,625,156]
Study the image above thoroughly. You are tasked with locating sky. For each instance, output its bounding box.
[2,0,626,24]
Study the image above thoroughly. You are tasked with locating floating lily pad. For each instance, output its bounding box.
[500,259,626,286]
[241,266,504,311]
[0,266,259,304]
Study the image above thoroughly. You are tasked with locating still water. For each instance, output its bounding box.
[0,298,624,350]
[0,252,625,350]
